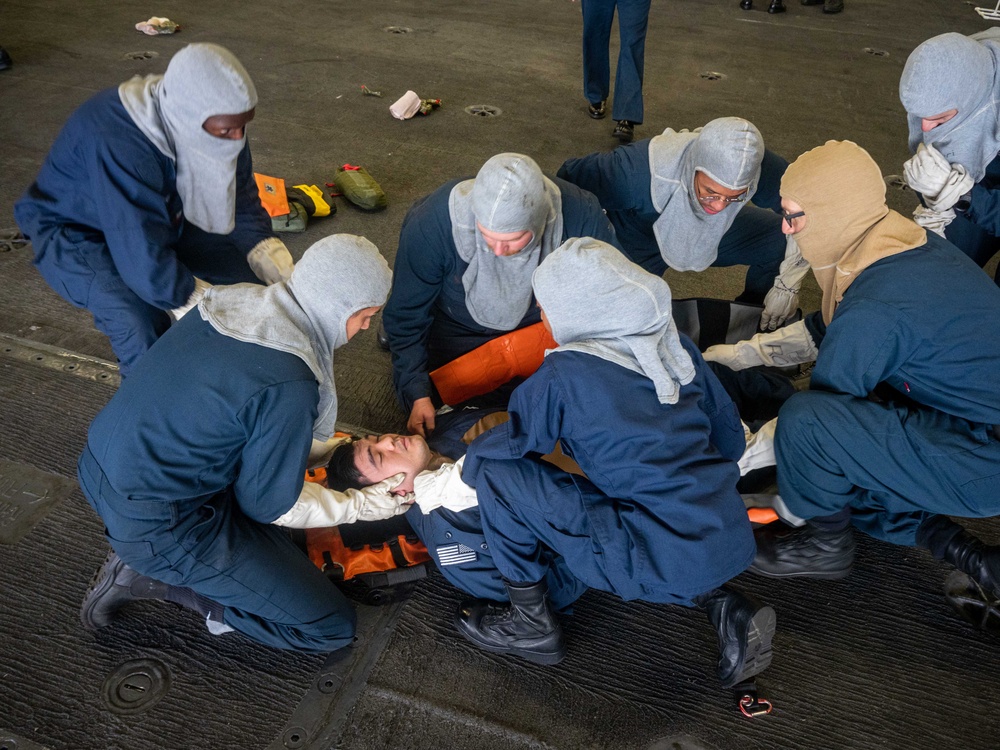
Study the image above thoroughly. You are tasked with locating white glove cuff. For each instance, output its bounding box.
[170,277,211,321]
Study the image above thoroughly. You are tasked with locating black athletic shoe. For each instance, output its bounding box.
[751,524,855,580]
[588,100,607,119]
[613,120,635,144]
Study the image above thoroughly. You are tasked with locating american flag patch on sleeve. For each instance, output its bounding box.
[436,543,478,566]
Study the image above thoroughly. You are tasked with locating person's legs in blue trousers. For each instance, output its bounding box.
[611,0,651,124]
[581,0,615,109]
[753,390,1000,629]
[32,228,169,376]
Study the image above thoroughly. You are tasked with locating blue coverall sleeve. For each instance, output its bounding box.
[810,299,914,398]
[560,181,626,254]
[698,367,746,462]
[557,148,645,212]
[228,144,274,253]
[89,139,194,310]
[233,381,317,523]
[967,182,1000,235]
[384,198,455,411]
[462,366,566,485]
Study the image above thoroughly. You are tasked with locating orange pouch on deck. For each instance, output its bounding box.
[429,322,558,405]
[254,172,290,217]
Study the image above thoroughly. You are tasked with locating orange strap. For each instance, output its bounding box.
[430,322,557,405]
[305,527,431,581]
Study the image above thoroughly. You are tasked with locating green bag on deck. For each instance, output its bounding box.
[271,201,308,233]
[333,164,387,211]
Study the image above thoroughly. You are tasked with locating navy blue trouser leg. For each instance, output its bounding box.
[581,0,615,106]
[775,391,1000,546]
[715,205,786,303]
[80,454,357,654]
[33,228,169,376]
[475,457,671,602]
[404,504,587,611]
[611,0,651,124]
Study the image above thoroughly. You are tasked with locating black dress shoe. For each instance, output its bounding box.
[751,523,855,580]
[767,0,786,12]
[739,0,753,9]
[588,100,606,120]
[0,47,11,71]
[822,0,843,12]
[613,120,635,144]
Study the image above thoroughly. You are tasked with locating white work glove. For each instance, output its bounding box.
[738,418,777,476]
[924,164,974,212]
[412,456,479,514]
[703,319,818,371]
[271,473,412,528]
[903,143,953,197]
[247,237,295,285]
[912,205,955,239]
[170,277,212,321]
[760,235,810,331]
[903,143,975,212]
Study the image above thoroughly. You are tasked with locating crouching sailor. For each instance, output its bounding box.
[77,235,408,652]
[14,43,294,375]
[450,237,777,688]
[705,141,1000,632]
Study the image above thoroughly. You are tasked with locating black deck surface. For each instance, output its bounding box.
[3,0,1000,747]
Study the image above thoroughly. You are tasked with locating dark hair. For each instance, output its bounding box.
[325,439,368,492]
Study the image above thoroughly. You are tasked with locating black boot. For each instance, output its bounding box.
[455,580,565,665]
[918,515,1000,631]
[80,550,225,631]
[695,586,776,688]
[751,523,855,579]
[917,515,1000,595]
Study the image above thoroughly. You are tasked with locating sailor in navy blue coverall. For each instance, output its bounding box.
[706,141,1000,631]
[557,134,788,301]
[77,313,352,651]
[450,238,776,686]
[462,340,755,604]
[383,155,622,436]
[14,44,292,375]
[773,236,1000,548]
[76,236,395,652]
